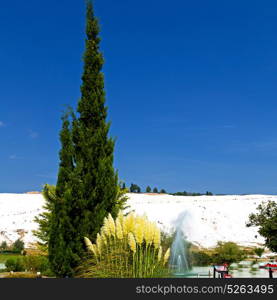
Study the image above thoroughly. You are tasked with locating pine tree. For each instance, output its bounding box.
[49,1,119,277]
[153,187,158,193]
[146,186,152,193]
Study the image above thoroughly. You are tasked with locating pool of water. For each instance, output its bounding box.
[175,262,270,278]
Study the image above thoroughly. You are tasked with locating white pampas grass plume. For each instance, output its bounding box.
[103,217,111,237]
[84,237,98,258]
[118,211,124,225]
[158,246,162,262]
[128,233,137,253]
[134,222,144,245]
[144,223,153,245]
[153,226,161,249]
[108,214,116,237]
[96,233,102,255]
[122,217,128,236]
[163,248,170,265]
[125,213,136,233]
[84,237,93,249]
[116,218,123,240]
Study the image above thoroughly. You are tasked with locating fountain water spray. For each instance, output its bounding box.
[170,211,191,275]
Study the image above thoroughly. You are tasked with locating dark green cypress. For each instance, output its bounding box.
[146,186,152,193]
[55,110,75,198]
[48,111,76,277]
[73,0,118,243]
[50,1,119,277]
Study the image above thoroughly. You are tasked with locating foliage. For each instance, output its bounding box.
[12,239,24,253]
[0,254,22,264]
[172,191,201,196]
[130,183,141,193]
[33,184,57,252]
[3,254,53,276]
[0,241,8,251]
[247,201,277,252]
[253,247,265,258]
[23,255,51,274]
[5,258,25,272]
[172,191,214,196]
[190,251,212,266]
[47,1,124,277]
[146,186,152,193]
[78,213,170,278]
[211,242,246,265]
[160,189,167,194]
[153,188,158,193]
[160,230,175,250]
[120,182,127,191]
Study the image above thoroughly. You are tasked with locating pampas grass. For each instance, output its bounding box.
[81,213,170,278]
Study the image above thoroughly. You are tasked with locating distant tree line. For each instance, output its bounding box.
[172,191,213,196]
[0,239,25,254]
[120,183,212,196]
[120,183,166,194]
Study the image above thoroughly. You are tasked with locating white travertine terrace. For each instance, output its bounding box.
[0,193,276,251]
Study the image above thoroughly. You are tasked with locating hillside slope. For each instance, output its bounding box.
[0,193,276,250]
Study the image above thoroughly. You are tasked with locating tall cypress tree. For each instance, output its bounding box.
[73,0,118,241]
[50,1,119,277]
[48,110,76,277]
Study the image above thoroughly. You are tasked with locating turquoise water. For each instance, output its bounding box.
[175,262,270,278]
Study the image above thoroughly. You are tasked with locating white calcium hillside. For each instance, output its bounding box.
[127,193,277,249]
[0,193,44,247]
[0,193,276,250]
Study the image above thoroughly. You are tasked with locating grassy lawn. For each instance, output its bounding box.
[0,253,22,263]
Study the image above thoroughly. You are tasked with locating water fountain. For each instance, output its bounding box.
[170,211,193,277]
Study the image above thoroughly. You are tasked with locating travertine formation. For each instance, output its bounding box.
[0,193,276,250]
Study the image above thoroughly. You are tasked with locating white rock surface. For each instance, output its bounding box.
[0,193,276,250]
[127,193,277,249]
[0,193,44,247]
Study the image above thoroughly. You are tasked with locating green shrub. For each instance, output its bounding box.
[12,239,24,254]
[253,248,265,258]
[23,256,50,273]
[211,242,246,265]
[0,241,8,252]
[5,258,25,272]
[190,251,212,266]
[238,264,244,269]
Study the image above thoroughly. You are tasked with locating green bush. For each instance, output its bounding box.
[4,255,52,275]
[190,251,212,266]
[211,242,246,265]
[23,256,50,273]
[12,239,24,253]
[0,241,8,251]
[5,258,25,272]
[253,248,265,258]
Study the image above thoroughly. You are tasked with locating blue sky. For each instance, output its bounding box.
[1,0,277,194]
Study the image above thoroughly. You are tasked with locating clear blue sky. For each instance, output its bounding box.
[0,0,277,194]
